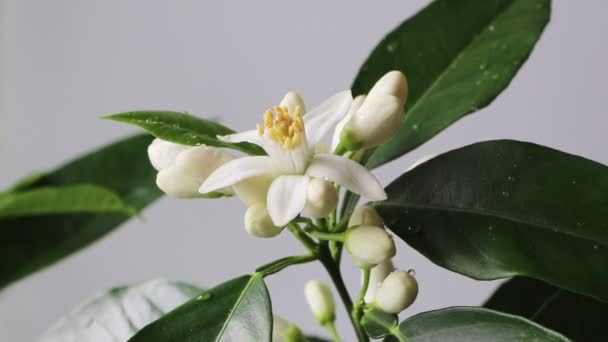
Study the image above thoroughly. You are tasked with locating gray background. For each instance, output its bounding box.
[1,1,607,341]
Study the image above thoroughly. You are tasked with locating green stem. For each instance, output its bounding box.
[255,254,317,277]
[324,322,342,342]
[287,223,318,253]
[319,243,368,342]
[352,268,371,326]
[307,230,345,242]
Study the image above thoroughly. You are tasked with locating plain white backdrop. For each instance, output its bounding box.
[1,1,607,341]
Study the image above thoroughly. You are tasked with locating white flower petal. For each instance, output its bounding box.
[218,129,263,145]
[331,95,366,152]
[147,138,189,171]
[266,175,310,226]
[304,90,353,147]
[262,139,296,174]
[280,91,306,115]
[199,156,276,194]
[306,154,386,201]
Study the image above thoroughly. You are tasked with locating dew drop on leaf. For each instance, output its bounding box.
[501,191,510,198]
[406,224,422,234]
[197,292,212,301]
[386,42,397,52]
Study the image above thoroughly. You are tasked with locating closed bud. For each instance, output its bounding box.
[272,316,306,342]
[364,259,394,303]
[302,178,338,218]
[375,270,418,314]
[340,71,408,149]
[345,225,396,268]
[156,145,234,198]
[280,91,306,115]
[233,175,275,206]
[349,205,384,228]
[304,280,335,325]
[147,138,188,171]
[244,204,283,238]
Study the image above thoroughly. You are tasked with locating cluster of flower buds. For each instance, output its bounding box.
[347,205,418,314]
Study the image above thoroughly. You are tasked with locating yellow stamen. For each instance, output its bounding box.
[256,105,305,150]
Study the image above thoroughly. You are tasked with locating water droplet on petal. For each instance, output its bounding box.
[407,269,416,276]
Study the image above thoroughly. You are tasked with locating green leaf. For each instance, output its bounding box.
[0,184,135,219]
[129,274,272,342]
[354,0,550,169]
[383,307,569,341]
[375,140,608,302]
[37,279,201,342]
[0,134,162,289]
[105,111,265,156]
[485,277,608,342]
[361,308,398,339]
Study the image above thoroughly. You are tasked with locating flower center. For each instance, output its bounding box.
[257,105,304,150]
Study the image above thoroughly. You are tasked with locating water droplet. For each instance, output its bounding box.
[572,179,577,185]
[197,292,212,300]
[507,175,516,182]
[491,74,499,79]
[407,269,416,276]
[406,224,422,234]
[488,25,495,31]
[501,191,510,198]
[488,225,495,231]
[411,123,419,131]
[593,244,600,250]
[479,64,486,70]
[387,42,398,52]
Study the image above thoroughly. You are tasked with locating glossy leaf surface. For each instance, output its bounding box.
[485,277,608,342]
[376,140,608,302]
[0,134,162,288]
[384,307,569,341]
[37,280,200,342]
[0,184,135,219]
[130,274,272,342]
[106,111,264,155]
[354,0,551,169]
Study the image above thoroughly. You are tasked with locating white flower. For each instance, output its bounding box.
[148,138,234,198]
[349,205,385,228]
[345,225,396,268]
[375,270,419,314]
[338,70,408,150]
[244,204,283,238]
[304,280,335,325]
[363,259,394,303]
[199,91,387,226]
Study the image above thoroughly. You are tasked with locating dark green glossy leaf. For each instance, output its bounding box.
[376,140,608,302]
[485,277,608,342]
[0,184,135,219]
[130,274,272,342]
[383,307,569,341]
[354,0,550,169]
[361,308,398,339]
[106,111,265,155]
[37,280,201,342]
[0,134,162,289]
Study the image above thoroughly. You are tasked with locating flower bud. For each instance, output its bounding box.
[375,270,418,314]
[302,178,338,218]
[364,259,394,303]
[244,204,283,238]
[272,316,306,342]
[147,138,188,171]
[280,91,306,115]
[304,280,335,325]
[345,225,396,268]
[340,71,408,149]
[349,205,384,228]
[233,175,274,206]
[156,145,234,198]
